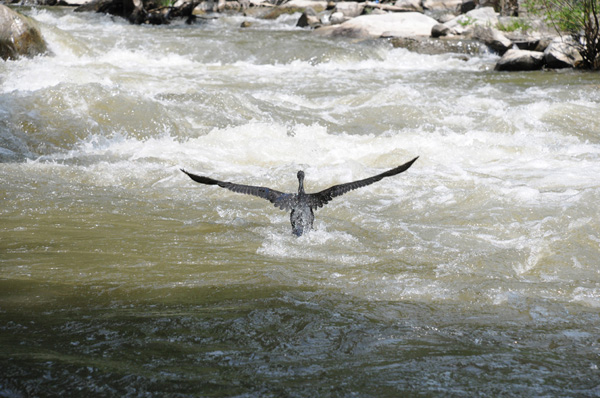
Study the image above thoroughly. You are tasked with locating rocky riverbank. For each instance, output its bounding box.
[1,0,583,70]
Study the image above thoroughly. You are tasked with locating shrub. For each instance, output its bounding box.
[525,0,600,69]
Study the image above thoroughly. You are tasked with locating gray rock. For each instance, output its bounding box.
[320,12,439,39]
[494,49,545,71]
[333,1,365,18]
[472,25,513,55]
[281,0,327,10]
[394,0,423,12]
[391,36,488,55]
[330,11,348,25]
[297,7,320,28]
[422,0,462,12]
[544,37,582,69]
[444,7,499,34]
[431,23,451,38]
[0,5,47,61]
[314,24,370,38]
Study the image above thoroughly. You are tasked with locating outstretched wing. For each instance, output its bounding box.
[307,156,419,209]
[180,169,295,211]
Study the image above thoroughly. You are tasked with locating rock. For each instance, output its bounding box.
[314,24,370,39]
[75,0,135,18]
[422,0,462,12]
[320,12,438,39]
[393,0,423,12]
[240,20,252,27]
[494,49,545,71]
[280,0,327,11]
[296,7,319,27]
[514,39,540,52]
[0,5,47,61]
[263,0,326,19]
[365,0,422,13]
[390,36,488,55]
[431,23,451,37]
[333,1,364,18]
[544,37,582,69]
[444,7,498,35]
[330,11,347,25]
[460,0,476,13]
[471,25,513,55]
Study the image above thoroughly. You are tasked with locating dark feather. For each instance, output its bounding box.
[307,156,419,208]
[180,169,295,210]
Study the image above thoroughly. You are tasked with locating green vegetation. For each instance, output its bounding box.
[525,0,600,69]
[457,15,475,27]
[496,18,532,32]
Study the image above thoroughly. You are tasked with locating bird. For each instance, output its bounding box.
[181,156,418,236]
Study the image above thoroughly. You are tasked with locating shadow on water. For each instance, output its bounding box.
[1,278,599,397]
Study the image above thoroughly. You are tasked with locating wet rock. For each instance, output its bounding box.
[240,20,252,27]
[471,25,513,55]
[390,36,488,55]
[544,37,582,69]
[318,12,438,39]
[494,48,544,71]
[314,24,369,38]
[0,5,47,61]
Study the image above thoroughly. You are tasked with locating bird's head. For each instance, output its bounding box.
[297,170,305,193]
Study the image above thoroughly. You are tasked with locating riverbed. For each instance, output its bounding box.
[1,6,600,396]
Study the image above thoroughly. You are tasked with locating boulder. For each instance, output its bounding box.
[390,36,488,55]
[393,0,423,12]
[319,12,438,39]
[444,7,498,35]
[494,49,545,71]
[280,0,327,10]
[330,11,348,25]
[544,37,582,69]
[422,0,462,12]
[314,24,370,38]
[332,1,364,18]
[471,25,513,55]
[365,0,422,13]
[0,5,47,61]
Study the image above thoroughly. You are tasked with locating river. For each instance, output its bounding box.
[1,6,600,396]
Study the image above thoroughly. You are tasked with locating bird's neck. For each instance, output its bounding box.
[298,178,305,195]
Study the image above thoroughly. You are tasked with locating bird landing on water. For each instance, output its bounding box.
[181,156,418,236]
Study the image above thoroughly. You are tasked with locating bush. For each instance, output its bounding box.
[525,0,600,69]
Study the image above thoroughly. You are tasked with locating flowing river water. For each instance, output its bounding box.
[1,6,600,396]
